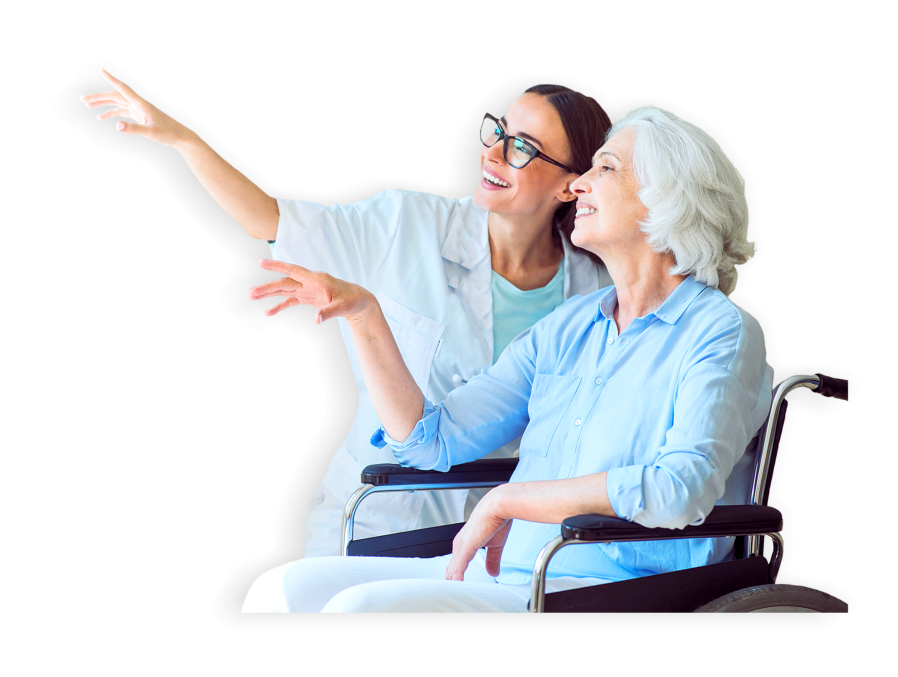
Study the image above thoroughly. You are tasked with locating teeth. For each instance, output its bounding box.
[482,169,509,187]
[576,207,597,217]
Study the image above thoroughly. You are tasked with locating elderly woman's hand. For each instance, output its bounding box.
[444,486,512,581]
[250,259,377,324]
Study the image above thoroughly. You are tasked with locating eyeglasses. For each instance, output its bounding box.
[480,113,574,173]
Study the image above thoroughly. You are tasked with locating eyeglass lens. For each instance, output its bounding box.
[480,117,536,169]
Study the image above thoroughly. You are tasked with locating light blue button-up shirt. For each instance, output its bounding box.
[372,276,773,584]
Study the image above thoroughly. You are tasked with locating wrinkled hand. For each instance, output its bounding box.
[80,69,191,147]
[445,488,512,581]
[250,259,376,324]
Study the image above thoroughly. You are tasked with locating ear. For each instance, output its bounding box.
[556,176,578,204]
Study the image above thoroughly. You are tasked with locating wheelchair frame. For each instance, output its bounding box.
[339,373,848,612]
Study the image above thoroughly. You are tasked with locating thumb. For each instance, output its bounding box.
[116,120,149,135]
[316,305,340,324]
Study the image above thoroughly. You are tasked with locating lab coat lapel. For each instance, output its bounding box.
[441,202,493,361]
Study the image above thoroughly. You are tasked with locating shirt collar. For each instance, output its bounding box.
[594,275,708,324]
[441,200,490,270]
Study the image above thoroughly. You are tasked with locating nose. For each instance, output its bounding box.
[570,172,590,194]
[483,139,505,165]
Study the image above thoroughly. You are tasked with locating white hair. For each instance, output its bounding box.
[608,107,753,295]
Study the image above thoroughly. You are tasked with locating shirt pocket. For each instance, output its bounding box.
[376,293,445,398]
[522,374,582,457]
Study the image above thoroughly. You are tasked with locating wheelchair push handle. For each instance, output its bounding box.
[813,374,848,401]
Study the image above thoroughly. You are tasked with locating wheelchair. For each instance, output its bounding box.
[339,373,849,613]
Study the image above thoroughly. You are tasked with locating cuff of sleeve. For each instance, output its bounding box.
[606,465,646,523]
[369,399,440,460]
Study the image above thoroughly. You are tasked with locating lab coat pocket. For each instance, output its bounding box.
[523,374,582,457]
[375,293,445,398]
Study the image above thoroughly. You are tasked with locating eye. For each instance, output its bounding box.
[600,165,612,174]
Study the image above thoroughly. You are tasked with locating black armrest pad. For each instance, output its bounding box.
[561,505,783,542]
[361,459,519,486]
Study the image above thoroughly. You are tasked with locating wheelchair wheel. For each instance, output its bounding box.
[694,584,848,613]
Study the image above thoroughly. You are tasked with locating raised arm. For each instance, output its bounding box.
[81,69,278,240]
[250,259,425,440]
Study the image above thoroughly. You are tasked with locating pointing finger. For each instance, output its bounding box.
[99,68,140,102]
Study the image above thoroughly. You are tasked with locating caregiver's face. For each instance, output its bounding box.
[569,127,648,255]
[473,93,575,216]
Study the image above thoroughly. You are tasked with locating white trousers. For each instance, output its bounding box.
[242,552,607,613]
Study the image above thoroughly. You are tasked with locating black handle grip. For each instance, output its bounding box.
[813,373,848,401]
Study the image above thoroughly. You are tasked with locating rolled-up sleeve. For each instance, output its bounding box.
[607,364,763,529]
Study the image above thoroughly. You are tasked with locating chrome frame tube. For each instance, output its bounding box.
[529,535,573,613]
[340,480,510,556]
[341,483,377,556]
[766,531,784,583]
[527,531,784,613]
[747,374,820,557]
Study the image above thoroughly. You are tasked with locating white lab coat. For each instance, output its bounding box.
[271,189,611,557]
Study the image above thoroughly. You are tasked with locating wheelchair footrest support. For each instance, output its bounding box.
[538,555,771,613]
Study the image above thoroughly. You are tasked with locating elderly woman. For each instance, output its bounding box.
[242,106,773,612]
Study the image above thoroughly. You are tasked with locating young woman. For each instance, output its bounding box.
[81,74,613,556]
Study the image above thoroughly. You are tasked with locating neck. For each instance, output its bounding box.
[603,250,686,333]
[488,209,563,290]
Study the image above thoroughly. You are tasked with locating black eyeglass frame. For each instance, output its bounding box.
[480,113,575,173]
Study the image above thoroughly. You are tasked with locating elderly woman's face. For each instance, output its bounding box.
[473,93,575,218]
[569,127,648,256]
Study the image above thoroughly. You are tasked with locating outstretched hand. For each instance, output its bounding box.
[250,259,376,324]
[80,69,191,147]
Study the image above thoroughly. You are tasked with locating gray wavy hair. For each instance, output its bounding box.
[608,107,753,295]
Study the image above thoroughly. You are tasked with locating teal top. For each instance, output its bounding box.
[491,259,565,363]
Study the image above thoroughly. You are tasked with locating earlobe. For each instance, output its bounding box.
[558,184,577,203]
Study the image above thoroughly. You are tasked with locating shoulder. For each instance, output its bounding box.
[681,286,767,390]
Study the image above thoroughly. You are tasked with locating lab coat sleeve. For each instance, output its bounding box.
[370,323,540,472]
[269,189,409,288]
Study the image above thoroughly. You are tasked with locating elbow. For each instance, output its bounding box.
[636,462,725,530]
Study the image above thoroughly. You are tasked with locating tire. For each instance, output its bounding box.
[694,584,848,613]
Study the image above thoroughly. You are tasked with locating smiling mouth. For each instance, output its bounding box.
[575,207,596,217]
[482,169,509,187]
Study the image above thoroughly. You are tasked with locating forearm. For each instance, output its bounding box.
[347,301,425,443]
[490,473,617,524]
[175,133,278,240]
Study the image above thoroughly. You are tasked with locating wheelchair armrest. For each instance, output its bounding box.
[561,505,783,542]
[361,458,519,487]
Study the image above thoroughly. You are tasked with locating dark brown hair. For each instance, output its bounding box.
[524,84,612,261]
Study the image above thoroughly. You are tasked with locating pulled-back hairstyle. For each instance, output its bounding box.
[607,107,754,295]
[524,85,611,259]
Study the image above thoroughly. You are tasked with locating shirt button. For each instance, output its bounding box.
[607,337,614,345]
[595,377,603,385]
[574,418,582,426]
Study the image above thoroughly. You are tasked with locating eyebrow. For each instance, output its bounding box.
[592,150,620,167]
[500,116,544,149]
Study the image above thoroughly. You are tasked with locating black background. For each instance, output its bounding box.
[61,35,848,609]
